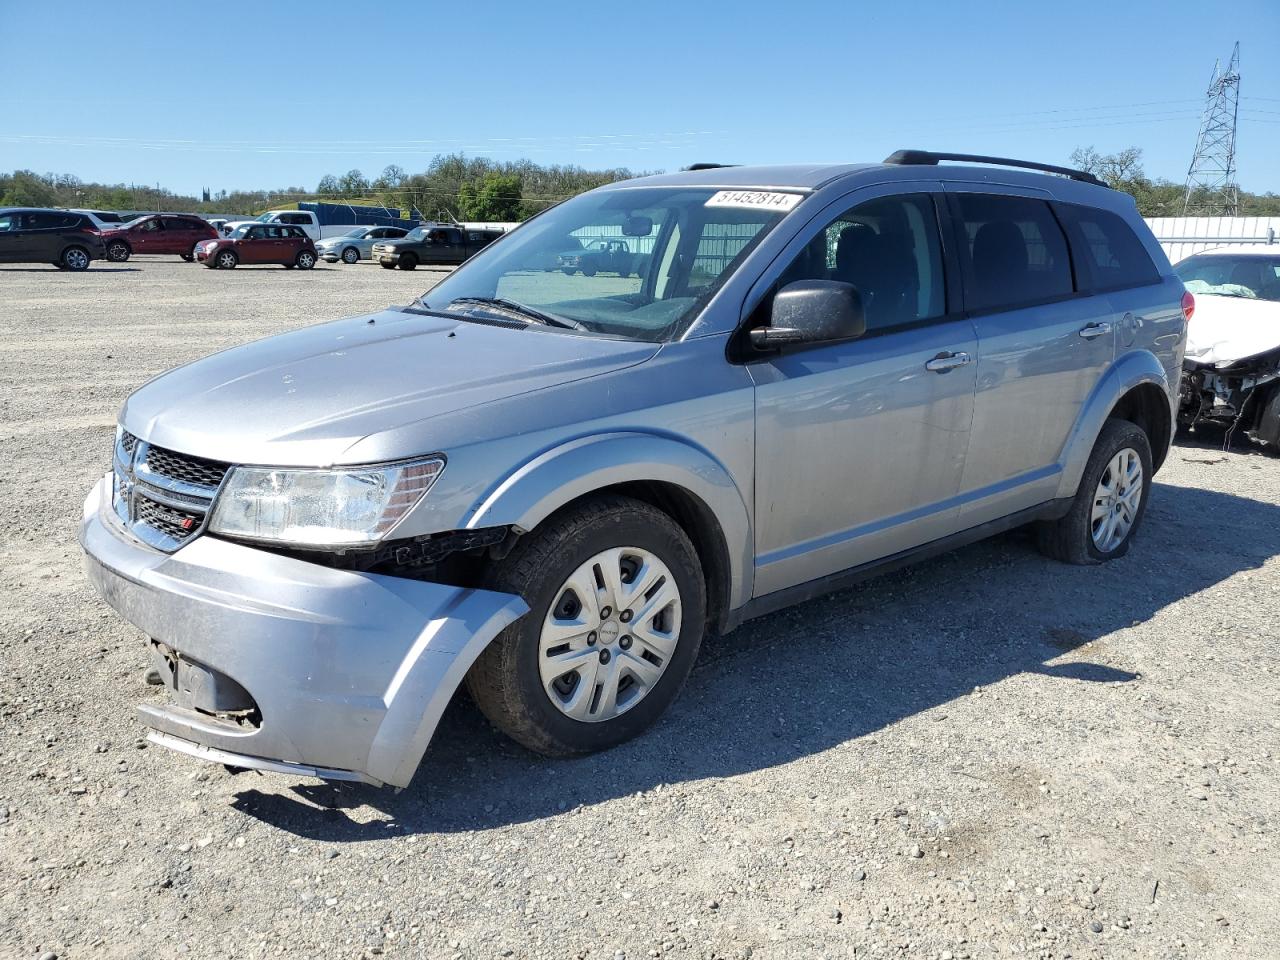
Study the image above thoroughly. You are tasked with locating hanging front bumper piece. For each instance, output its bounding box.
[79,477,528,788]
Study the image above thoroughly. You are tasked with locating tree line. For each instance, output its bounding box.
[4,147,1279,221]
[0,154,644,221]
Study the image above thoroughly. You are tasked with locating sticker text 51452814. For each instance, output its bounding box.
[704,190,804,213]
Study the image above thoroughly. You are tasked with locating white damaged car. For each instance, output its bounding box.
[1175,245,1280,448]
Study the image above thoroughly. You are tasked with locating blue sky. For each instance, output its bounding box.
[2,0,1277,195]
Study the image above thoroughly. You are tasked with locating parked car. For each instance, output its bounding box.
[0,207,107,270]
[219,209,366,242]
[1174,245,1280,447]
[81,151,1187,788]
[194,223,318,269]
[101,214,220,262]
[69,209,131,231]
[558,238,638,276]
[316,226,409,264]
[373,225,503,270]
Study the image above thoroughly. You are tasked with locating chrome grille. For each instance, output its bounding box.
[112,431,229,552]
[142,445,229,488]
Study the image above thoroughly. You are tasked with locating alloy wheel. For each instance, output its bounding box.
[538,547,682,723]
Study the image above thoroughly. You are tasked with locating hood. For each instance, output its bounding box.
[121,308,659,466]
[1184,294,1280,366]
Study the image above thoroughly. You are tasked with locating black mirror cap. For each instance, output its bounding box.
[765,280,866,347]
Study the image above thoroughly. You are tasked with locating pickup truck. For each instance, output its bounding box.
[373,225,504,270]
[219,210,362,242]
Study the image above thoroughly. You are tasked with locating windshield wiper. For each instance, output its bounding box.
[444,297,588,331]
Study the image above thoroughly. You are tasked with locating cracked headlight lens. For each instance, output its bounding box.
[208,457,444,546]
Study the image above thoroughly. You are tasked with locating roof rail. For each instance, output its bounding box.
[883,149,1107,188]
[684,162,739,171]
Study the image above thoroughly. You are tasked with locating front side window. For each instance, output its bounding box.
[773,193,946,332]
[136,218,162,233]
[0,213,15,232]
[1176,253,1280,303]
[421,186,794,342]
[246,226,268,240]
[954,193,1074,312]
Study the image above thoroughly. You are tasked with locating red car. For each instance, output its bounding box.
[195,224,318,270]
[101,214,219,263]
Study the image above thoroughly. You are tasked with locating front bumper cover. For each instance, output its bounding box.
[79,477,528,787]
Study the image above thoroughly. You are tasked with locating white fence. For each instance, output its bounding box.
[1145,216,1280,264]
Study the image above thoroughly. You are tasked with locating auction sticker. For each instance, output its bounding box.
[705,190,803,212]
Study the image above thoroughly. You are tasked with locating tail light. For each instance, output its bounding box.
[1181,290,1195,323]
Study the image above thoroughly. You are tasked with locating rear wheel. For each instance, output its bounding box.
[1037,418,1152,564]
[106,241,131,263]
[61,246,91,271]
[215,250,238,269]
[397,253,418,271]
[341,246,360,264]
[467,495,705,756]
[181,242,200,262]
[295,250,316,270]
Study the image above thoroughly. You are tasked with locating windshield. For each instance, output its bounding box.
[254,213,275,223]
[419,186,795,342]
[405,227,427,241]
[1177,253,1280,303]
[342,227,367,237]
[230,224,253,238]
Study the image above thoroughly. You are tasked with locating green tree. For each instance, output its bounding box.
[0,170,57,206]
[457,172,524,221]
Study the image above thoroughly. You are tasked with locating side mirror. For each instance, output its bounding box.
[751,280,866,349]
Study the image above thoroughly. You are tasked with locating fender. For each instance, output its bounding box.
[463,431,755,610]
[1055,349,1171,500]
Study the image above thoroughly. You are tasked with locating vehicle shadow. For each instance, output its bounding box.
[1177,422,1278,457]
[0,267,141,273]
[230,479,1280,838]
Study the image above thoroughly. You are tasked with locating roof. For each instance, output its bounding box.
[618,164,879,191]
[1185,244,1280,257]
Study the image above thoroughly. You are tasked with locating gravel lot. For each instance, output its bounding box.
[1,258,1277,960]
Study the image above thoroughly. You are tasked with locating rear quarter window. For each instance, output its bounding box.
[1059,204,1160,291]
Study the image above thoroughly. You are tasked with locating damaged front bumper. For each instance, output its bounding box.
[79,477,528,787]
[1179,349,1280,447]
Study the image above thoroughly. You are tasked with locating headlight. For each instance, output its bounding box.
[208,457,444,546]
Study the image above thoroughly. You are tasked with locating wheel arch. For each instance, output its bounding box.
[1055,350,1173,499]
[462,432,753,618]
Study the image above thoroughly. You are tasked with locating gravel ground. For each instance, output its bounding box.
[1,258,1277,960]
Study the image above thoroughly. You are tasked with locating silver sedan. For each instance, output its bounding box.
[316,226,409,263]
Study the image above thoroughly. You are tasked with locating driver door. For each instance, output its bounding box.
[748,186,978,597]
[239,225,270,263]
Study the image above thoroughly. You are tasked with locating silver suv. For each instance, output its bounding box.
[81,151,1189,788]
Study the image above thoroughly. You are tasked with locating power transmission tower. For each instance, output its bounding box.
[1182,42,1241,215]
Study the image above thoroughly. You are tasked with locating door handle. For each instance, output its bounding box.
[1078,322,1113,340]
[925,351,972,373]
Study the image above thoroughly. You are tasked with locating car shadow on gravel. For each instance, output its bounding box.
[230,479,1280,839]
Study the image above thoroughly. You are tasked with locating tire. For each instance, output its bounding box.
[61,246,91,271]
[106,241,131,263]
[53,262,67,270]
[380,262,396,270]
[1037,418,1153,564]
[467,495,706,757]
[397,253,418,271]
[215,250,238,269]
[295,250,316,270]
[561,266,576,276]
[182,243,200,262]
[341,246,360,264]
[581,264,597,278]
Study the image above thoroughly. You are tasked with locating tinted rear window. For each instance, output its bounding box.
[1060,204,1159,291]
[954,194,1074,312]
[29,212,81,229]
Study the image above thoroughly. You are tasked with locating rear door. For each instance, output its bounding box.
[946,189,1115,526]
[749,185,979,596]
[160,217,195,254]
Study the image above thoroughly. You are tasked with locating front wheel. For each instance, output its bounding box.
[397,254,418,271]
[341,246,360,264]
[295,250,316,270]
[215,250,238,269]
[106,241,130,263]
[380,262,396,270]
[467,495,706,756]
[1037,418,1153,564]
[61,246,91,271]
